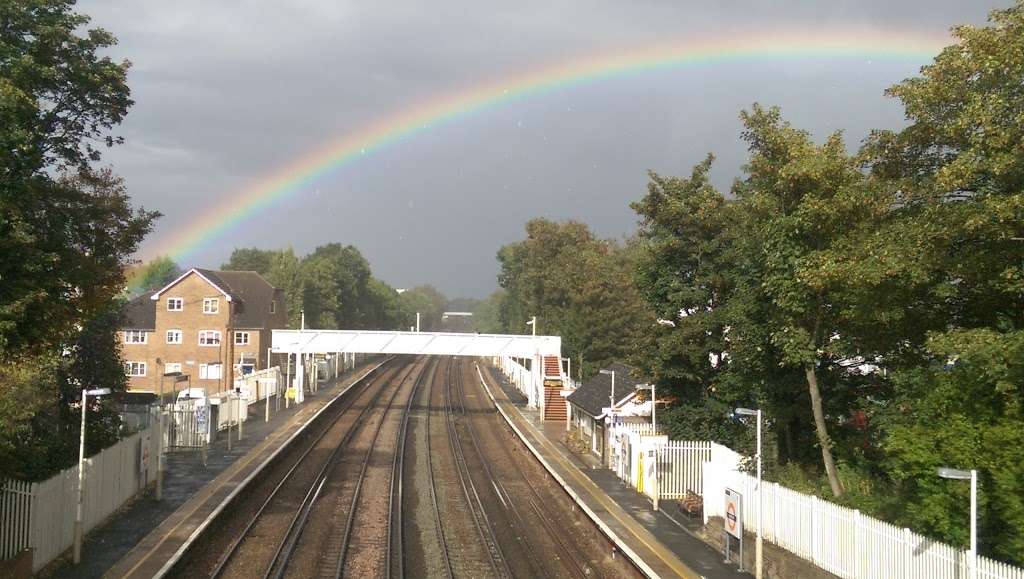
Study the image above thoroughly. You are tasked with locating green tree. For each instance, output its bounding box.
[222,247,274,274]
[854,3,1024,563]
[0,0,149,479]
[398,285,448,330]
[131,256,181,294]
[0,0,132,178]
[496,218,649,376]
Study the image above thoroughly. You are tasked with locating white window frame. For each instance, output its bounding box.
[125,361,147,377]
[234,331,250,345]
[124,330,147,344]
[164,362,182,374]
[199,363,222,380]
[198,330,221,346]
[167,297,183,311]
[270,300,276,314]
[202,298,219,314]
[166,329,182,344]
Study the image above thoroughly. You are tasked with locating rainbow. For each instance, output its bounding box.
[144,28,948,264]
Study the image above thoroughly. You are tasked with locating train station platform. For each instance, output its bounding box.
[45,360,383,579]
[478,364,748,579]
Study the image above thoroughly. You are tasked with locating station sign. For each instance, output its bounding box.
[725,487,743,540]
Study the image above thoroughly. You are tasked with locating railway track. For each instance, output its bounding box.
[442,357,515,579]
[181,354,641,579]
[204,357,414,579]
[275,358,424,578]
[453,359,592,579]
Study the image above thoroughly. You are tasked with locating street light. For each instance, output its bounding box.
[735,407,763,579]
[937,466,978,579]
[73,387,111,564]
[526,316,537,336]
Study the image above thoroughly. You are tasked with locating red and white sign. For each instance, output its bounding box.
[725,488,743,540]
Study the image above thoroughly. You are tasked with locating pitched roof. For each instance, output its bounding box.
[567,362,646,418]
[198,269,281,329]
[126,268,284,330]
[122,294,155,330]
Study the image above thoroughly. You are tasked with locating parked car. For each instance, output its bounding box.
[176,387,208,406]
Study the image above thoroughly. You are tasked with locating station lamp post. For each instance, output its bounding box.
[73,387,111,564]
[734,406,763,579]
[526,316,537,336]
[937,466,978,579]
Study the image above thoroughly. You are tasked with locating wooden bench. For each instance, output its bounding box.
[680,490,703,519]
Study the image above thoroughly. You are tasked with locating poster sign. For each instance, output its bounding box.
[725,488,743,540]
[195,403,208,435]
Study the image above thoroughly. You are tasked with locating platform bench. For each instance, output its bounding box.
[680,490,703,519]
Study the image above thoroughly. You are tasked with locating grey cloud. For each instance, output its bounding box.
[80,0,1010,297]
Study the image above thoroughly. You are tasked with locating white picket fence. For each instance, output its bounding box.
[656,441,712,498]
[703,461,1024,579]
[0,428,159,572]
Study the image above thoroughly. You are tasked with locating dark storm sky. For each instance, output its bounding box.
[79,0,1007,298]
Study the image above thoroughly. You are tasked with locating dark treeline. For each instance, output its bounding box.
[220,246,448,332]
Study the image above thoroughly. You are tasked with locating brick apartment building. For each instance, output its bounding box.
[120,268,288,394]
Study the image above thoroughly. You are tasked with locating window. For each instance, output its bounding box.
[199,363,222,380]
[166,329,182,344]
[124,330,147,344]
[198,330,221,346]
[164,362,182,374]
[167,297,183,311]
[125,361,146,377]
[270,300,276,314]
[234,331,250,345]
[202,298,219,314]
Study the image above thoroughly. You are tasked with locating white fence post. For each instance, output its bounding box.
[853,509,861,579]
[811,495,819,566]
[773,483,780,544]
[903,527,912,579]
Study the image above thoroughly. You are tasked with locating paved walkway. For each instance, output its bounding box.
[481,365,748,579]
[42,361,382,579]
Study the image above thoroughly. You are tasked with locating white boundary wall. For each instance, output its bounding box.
[703,460,1024,579]
[0,427,159,572]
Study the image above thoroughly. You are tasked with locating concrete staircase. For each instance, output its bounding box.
[543,381,567,421]
[542,356,566,421]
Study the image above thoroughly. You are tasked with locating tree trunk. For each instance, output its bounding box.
[805,363,844,497]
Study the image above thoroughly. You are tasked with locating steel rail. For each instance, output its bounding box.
[422,358,456,579]
[454,358,590,579]
[334,357,428,578]
[208,357,398,579]
[265,358,419,579]
[443,357,513,579]
[388,356,437,579]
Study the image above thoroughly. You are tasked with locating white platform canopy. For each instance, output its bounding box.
[271,329,560,358]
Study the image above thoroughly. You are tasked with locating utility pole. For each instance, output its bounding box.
[226,298,234,400]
